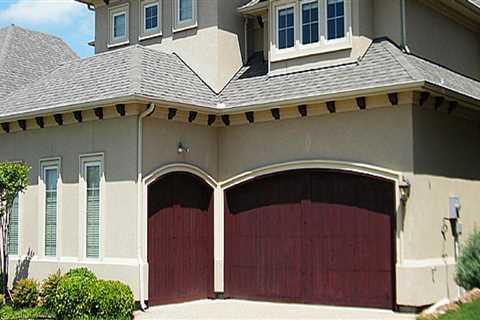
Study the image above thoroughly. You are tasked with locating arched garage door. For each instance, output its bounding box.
[148,172,214,305]
[224,169,395,309]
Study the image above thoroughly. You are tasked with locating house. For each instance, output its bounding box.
[1,0,480,311]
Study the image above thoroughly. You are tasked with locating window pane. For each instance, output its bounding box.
[302,2,319,45]
[8,195,19,255]
[45,168,58,257]
[327,2,335,18]
[287,27,294,48]
[114,13,126,38]
[302,25,310,44]
[337,17,345,38]
[179,0,193,22]
[328,19,336,39]
[312,22,319,43]
[336,1,344,16]
[278,7,294,49]
[145,5,158,30]
[86,165,100,258]
[279,29,286,49]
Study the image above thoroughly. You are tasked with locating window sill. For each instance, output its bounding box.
[172,22,198,33]
[107,40,130,48]
[271,39,352,63]
[139,32,162,41]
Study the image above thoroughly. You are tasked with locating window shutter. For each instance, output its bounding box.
[8,195,19,255]
[86,165,100,258]
[45,168,58,257]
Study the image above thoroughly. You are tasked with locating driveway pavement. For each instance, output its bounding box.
[134,299,416,320]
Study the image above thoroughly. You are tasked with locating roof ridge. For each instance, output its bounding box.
[0,26,14,69]
[378,39,422,81]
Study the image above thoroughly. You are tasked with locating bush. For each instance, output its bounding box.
[456,230,480,290]
[54,268,97,319]
[39,270,63,310]
[11,279,39,308]
[0,293,5,306]
[91,280,135,319]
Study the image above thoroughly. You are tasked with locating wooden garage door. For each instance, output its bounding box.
[224,169,395,309]
[148,172,214,306]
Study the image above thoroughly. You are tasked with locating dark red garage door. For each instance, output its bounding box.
[148,172,214,305]
[225,169,395,309]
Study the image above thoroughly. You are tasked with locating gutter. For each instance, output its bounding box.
[137,103,156,310]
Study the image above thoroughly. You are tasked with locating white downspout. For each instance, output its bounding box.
[137,103,156,310]
[400,0,410,53]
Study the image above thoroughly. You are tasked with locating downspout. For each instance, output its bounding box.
[137,103,156,311]
[400,0,410,53]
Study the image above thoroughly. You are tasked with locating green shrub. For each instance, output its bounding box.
[65,267,97,282]
[456,230,480,290]
[39,270,63,310]
[91,280,135,319]
[54,268,97,319]
[0,293,5,306]
[11,279,39,308]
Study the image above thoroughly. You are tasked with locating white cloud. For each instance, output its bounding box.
[0,0,85,26]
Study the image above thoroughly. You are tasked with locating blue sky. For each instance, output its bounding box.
[0,0,95,58]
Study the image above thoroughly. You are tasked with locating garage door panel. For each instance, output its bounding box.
[148,172,213,305]
[225,169,395,309]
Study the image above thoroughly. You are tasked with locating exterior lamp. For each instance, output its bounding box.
[177,142,190,154]
[399,177,411,203]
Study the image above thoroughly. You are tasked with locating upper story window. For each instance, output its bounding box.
[278,6,295,49]
[179,0,193,22]
[301,0,319,45]
[173,0,197,32]
[326,0,345,40]
[271,0,351,62]
[109,4,129,47]
[140,0,162,40]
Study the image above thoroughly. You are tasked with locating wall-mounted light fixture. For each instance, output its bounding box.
[177,142,190,154]
[399,177,411,203]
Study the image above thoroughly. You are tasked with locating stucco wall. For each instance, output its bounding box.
[396,106,480,306]
[95,0,245,93]
[406,0,480,80]
[0,116,140,292]
[142,118,218,178]
[218,105,414,181]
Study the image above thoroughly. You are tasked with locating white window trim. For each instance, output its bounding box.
[140,0,162,40]
[173,0,198,33]
[38,158,62,260]
[299,0,321,48]
[79,153,105,261]
[324,0,347,44]
[109,3,129,46]
[270,0,352,63]
[275,2,297,54]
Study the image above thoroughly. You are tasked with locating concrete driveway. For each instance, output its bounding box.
[134,300,416,320]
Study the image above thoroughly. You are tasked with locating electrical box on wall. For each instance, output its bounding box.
[449,196,461,219]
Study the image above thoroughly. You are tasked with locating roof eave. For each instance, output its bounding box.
[238,1,268,15]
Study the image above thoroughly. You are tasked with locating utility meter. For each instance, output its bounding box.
[449,196,461,220]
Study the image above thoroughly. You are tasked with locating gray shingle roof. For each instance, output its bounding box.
[1,38,480,120]
[0,45,217,119]
[0,26,78,98]
[218,39,480,109]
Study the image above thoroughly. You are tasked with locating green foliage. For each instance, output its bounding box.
[65,267,97,282]
[91,280,135,319]
[0,162,30,217]
[0,293,5,306]
[0,305,55,320]
[39,270,64,310]
[54,268,97,319]
[11,279,39,309]
[437,299,480,320]
[455,230,480,290]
